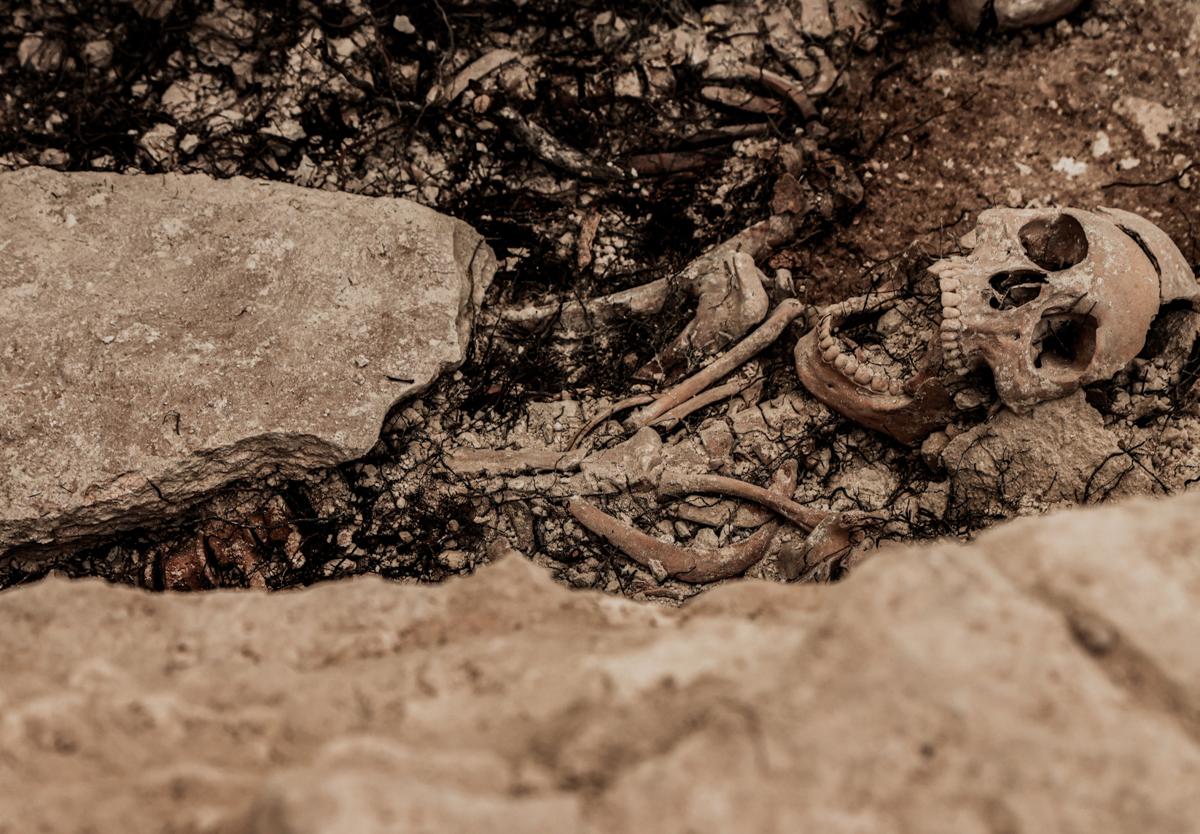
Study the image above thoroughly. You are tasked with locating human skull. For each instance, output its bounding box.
[948,0,1084,33]
[794,206,1198,443]
[931,207,1192,412]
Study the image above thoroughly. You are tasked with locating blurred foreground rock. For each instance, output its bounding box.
[0,168,494,559]
[2,493,1198,833]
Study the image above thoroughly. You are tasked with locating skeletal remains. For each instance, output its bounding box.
[478,207,1199,584]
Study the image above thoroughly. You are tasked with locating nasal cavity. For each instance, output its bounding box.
[1034,313,1098,377]
[988,270,1048,310]
[1018,214,1089,271]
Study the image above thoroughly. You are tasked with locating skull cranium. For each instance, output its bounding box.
[795,207,1199,444]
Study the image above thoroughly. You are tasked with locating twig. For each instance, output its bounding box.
[427,48,519,104]
[701,85,784,115]
[497,106,634,181]
[681,123,771,146]
[567,394,655,451]
[1101,162,1196,190]
[704,61,817,119]
[622,150,719,176]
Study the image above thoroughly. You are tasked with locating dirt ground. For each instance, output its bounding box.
[2,0,1198,597]
[806,0,1198,295]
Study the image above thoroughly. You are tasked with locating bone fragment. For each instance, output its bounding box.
[429,49,520,104]
[639,251,770,382]
[631,298,808,427]
[576,209,602,270]
[500,279,670,332]
[777,513,854,582]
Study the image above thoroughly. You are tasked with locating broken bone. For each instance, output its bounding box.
[500,213,800,379]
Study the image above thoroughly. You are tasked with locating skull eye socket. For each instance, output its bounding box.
[1018,214,1089,271]
[988,270,1048,310]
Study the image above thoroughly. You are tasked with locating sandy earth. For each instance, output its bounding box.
[3,490,1200,832]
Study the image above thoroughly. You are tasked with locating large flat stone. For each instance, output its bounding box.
[0,168,494,555]
[1,493,1198,832]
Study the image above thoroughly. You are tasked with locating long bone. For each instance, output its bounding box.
[569,460,858,583]
[567,462,799,583]
[629,298,807,427]
[651,376,759,431]
[657,470,853,532]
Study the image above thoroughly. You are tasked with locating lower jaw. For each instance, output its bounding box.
[794,330,955,446]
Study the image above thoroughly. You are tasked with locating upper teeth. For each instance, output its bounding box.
[937,265,967,373]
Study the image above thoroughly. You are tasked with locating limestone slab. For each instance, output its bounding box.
[1,493,1199,832]
[0,167,494,554]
